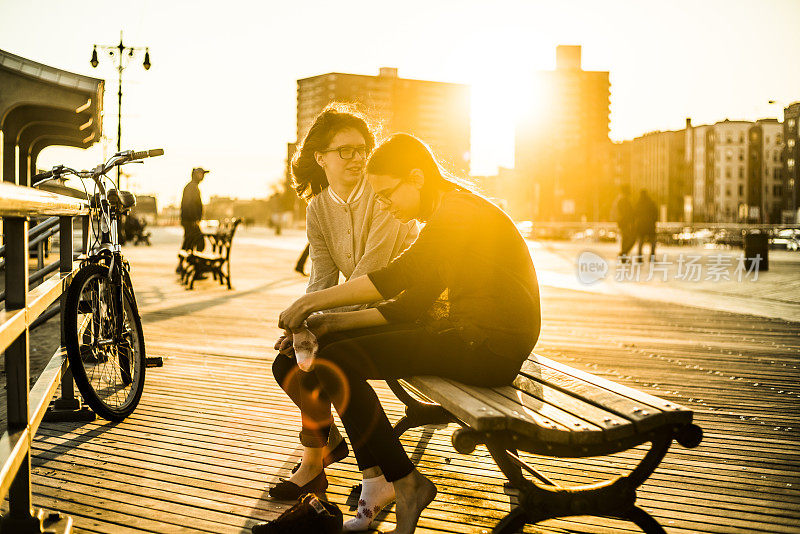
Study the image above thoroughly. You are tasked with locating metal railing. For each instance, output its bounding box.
[0,181,88,532]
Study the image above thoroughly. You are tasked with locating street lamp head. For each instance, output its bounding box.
[90,46,99,68]
[143,49,151,70]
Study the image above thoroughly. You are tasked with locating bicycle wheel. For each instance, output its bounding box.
[63,263,146,421]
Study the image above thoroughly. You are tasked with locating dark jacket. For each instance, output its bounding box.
[635,195,658,233]
[180,181,203,222]
[613,195,633,228]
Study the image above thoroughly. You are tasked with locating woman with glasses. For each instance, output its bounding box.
[267,106,417,525]
[277,133,541,534]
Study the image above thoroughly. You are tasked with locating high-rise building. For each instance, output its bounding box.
[685,118,785,222]
[296,67,471,173]
[784,103,800,222]
[515,45,611,221]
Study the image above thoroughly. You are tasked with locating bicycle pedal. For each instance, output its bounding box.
[146,356,163,368]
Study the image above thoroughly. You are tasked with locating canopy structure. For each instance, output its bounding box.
[0,48,103,186]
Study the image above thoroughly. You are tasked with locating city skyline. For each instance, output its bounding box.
[1,0,798,205]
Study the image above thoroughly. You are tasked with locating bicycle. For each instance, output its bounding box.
[33,148,163,421]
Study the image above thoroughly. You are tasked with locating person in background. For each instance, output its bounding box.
[613,184,634,261]
[635,189,658,259]
[263,104,417,533]
[180,167,208,252]
[295,243,310,276]
[278,133,541,534]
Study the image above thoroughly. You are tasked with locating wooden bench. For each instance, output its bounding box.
[388,352,703,534]
[178,218,241,289]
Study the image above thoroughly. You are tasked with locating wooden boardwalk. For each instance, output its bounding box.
[28,227,800,533]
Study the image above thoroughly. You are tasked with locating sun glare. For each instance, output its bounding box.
[469,68,543,176]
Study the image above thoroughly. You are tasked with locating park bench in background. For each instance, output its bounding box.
[389,352,703,534]
[178,218,241,290]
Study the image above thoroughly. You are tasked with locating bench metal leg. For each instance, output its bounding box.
[388,379,452,437]
[483,430,673,534]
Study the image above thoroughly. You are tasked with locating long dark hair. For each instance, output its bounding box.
[366,133,464,220]
[291,103,376,201]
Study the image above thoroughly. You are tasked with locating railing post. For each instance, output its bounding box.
[81,215,89,255]
[1,217,42,532]
[57,217,78,407]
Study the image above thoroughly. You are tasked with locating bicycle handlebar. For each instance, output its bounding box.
[32,165,66,187]
[32,149,164,187]
[101,148,165,174]
[129,148,165,161]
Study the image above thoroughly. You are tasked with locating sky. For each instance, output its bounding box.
[2,0,799,206]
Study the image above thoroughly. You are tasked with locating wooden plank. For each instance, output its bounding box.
[508,375,638,439]
[523,354,693,432]
[405,376,573,443]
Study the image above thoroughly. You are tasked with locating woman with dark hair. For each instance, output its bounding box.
[267,106,417,524]
[278,133,541,534]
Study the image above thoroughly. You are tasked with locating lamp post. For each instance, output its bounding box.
[90,30,151,186]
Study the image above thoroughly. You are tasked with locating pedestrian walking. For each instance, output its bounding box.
[613,184,634,261]
[635,189,658,259]
[180,167,208,252]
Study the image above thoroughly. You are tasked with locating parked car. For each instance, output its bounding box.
[770,229,800,251]
[672,228,714,246]
[713,229,744,248]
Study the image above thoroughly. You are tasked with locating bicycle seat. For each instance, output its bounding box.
[92,190,137,211]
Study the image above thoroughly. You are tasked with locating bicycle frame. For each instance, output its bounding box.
[34,149,162,344]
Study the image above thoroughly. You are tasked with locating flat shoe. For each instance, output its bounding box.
[291,439,349,474]
[269,470,328,500]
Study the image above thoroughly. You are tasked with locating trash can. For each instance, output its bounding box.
[743,232,769,272]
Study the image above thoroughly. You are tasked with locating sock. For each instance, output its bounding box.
[343,475,396,531]
[293,323,318,371]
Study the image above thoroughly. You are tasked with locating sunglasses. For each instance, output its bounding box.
[320,144,367,160]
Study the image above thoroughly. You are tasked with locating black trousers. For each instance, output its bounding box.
[181,220,205,251]
[272,323,522,482]
[637,230,657,257]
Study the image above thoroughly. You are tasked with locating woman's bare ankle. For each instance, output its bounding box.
[387,470,436,534]
[361,466,382,479]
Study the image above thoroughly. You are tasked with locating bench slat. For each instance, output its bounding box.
[406,376,638,447]
[511,375,637,440]
[405,377,572,444]
[524,354,692,432]
[473,385,605,445]
[403,377,506,431]
[190,252,225,262]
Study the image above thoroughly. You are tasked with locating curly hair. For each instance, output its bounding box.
[291,103,376,201]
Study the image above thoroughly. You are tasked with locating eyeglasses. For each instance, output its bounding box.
[320,144,367,160]
[374,180,405,207]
